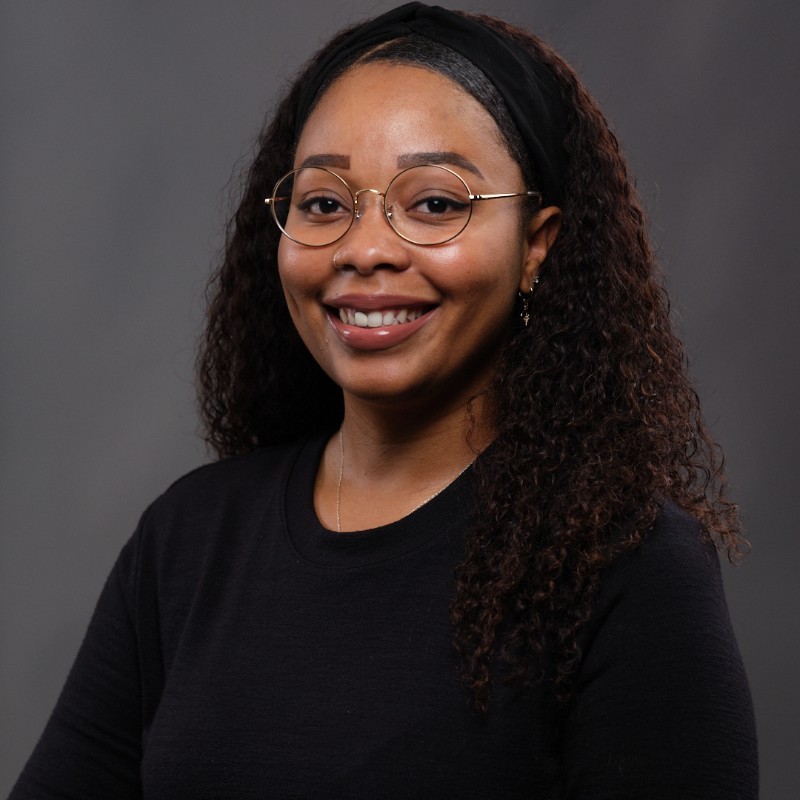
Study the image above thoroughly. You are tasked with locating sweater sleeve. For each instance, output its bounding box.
[561,503,758,799]
[9,529,145,800]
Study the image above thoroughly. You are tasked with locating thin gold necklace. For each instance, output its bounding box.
[335,429,474,533]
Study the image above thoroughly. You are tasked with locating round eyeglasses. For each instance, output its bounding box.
[264,164,541,247]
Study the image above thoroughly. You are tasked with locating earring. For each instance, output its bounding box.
[518,276,540,328]
[519,291,531,327]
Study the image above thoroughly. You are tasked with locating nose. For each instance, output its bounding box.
[333,190,411,275]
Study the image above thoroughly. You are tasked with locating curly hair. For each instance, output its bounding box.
[197,11,743,712]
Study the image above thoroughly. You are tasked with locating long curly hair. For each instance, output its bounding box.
[197,11,743,712]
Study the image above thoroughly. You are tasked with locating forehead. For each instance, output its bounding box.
[294,62,511,174]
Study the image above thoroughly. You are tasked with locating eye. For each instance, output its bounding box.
[416,196,466,215]
[298,194,349,216]
[406,193,470,220]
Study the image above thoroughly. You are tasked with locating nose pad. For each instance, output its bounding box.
[353,188,386,223]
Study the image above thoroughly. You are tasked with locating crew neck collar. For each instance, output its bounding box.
[283,434,475,569]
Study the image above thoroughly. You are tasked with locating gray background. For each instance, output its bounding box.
[2,1,798,796]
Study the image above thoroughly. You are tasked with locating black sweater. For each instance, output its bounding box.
[10,435,758,798]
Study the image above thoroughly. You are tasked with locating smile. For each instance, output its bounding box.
[325,299,438,351]
[337,307,428,328]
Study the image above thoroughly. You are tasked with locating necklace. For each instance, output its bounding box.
[335,429,474,533]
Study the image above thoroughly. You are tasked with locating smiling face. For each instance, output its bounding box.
[278,62,558,416]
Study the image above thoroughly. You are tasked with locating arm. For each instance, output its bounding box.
[562,503,758,799]
[9,535,144,800]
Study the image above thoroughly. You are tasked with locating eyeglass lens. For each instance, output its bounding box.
[269,165,474,246]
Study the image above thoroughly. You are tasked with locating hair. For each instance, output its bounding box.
[198,11,743,712]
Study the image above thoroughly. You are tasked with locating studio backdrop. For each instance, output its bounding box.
[2,2,798,797]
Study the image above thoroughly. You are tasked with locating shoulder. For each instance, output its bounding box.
[577,498,733,677]
[149,440,305,518]
[565,504,758,796]
[165,438,312,500]
[579,498,740,681]
[121,437,319,573]
[601,498,721,601]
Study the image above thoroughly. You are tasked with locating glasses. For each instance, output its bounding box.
[264,164,540,247]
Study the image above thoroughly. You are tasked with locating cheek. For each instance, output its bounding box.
[456,239,526,304]
[277,238,299,293]
[276,242,339,370]
[277,241,318,311]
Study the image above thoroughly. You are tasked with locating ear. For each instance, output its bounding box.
[519,205,561,293]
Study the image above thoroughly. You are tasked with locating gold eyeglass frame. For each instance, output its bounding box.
[264,163,541,247]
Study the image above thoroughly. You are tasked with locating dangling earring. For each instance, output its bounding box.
[519,291,532,327]
[518,275,540,328]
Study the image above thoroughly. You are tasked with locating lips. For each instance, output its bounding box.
[325,295,437,350]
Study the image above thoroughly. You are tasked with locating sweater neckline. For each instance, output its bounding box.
[283,433,475,569]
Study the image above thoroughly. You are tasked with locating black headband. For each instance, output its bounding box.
[294,2,568,205]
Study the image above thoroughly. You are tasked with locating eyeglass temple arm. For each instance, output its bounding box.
[265,192,539,205]
[470,190,541,202]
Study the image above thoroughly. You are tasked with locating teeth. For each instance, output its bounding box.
[337,307,426,328]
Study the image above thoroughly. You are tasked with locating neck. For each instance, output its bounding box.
[315,393,494,532]
[342,392,493,476]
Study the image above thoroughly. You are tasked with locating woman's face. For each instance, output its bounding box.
[278,62,558,414]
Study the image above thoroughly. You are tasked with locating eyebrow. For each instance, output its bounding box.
[298,154,350,169]
[298,151,485,179]
[397,151,484,178]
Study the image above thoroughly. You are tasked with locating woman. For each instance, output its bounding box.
[11,3,757,798]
